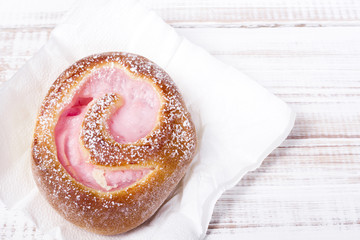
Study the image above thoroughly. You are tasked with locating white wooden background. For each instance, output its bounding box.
[1,0,360,239]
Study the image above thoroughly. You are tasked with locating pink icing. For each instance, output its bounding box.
[54,66,160,191]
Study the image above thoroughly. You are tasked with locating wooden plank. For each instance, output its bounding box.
[148,0,360,27]
[207,136,360,236]
[1,0,360,28]
[174,27,360,237]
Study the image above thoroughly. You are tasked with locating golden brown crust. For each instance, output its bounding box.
[31,52,197,235]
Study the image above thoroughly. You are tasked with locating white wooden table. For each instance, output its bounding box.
[1,0,360,239]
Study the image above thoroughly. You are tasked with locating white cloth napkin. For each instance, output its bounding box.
[0,0,295,239]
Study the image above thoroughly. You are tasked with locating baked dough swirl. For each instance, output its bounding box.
[31,52,197,235]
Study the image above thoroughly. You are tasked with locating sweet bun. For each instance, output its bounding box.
[31,52,197,235]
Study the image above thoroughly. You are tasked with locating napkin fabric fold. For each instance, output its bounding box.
[0,0,295,239]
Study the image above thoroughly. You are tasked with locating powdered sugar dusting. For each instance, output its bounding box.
[31,52,197,234]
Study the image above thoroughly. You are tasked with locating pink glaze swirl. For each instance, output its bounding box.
[54,66,160,191]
